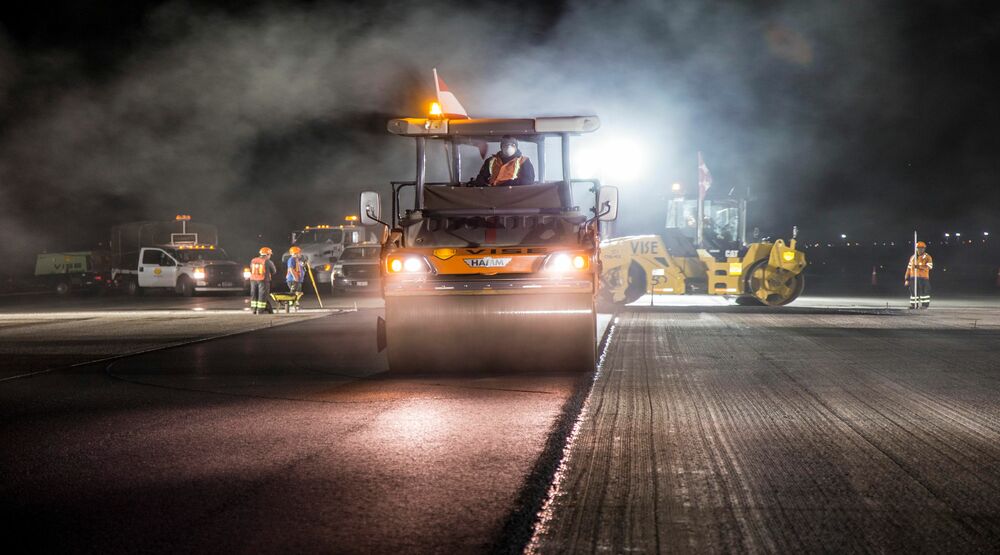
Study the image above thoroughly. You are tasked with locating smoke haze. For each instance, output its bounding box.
[0,0,996,271]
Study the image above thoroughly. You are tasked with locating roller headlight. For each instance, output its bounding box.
[544,252,590,272]
[782,251,796,262]
[192,268,206,280]
[387,255,431,274]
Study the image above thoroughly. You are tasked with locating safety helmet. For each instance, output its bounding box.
[259,247,273,255]
[916,241,926,248]
[289,246,302,255]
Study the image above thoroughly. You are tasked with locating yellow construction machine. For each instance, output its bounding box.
[599,185,806,307]
[359,112,618,373]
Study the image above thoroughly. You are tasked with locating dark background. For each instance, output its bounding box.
[1,0,998,275]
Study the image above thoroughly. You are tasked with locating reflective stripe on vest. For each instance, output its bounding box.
[487,155,526,186]
[250,257,267,281]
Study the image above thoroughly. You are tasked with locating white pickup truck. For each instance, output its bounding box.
[111,219,247,296]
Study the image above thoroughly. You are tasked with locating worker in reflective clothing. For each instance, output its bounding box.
[286,245,306,310]
[904,241,933,309]
[472,135,535,187]
[249,247,276,314]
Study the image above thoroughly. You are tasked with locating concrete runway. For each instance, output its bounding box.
[4,293,1000,553]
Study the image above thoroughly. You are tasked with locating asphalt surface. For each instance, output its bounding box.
[531,298,1000,553]
[0,295,588,554]
[6,292,1000,553]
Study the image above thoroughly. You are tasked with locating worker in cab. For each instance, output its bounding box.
[249,247,277,314]
[904,241,933,309]
[286,245,306,310]
[472,135,535,187]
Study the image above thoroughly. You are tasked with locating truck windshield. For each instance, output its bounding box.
[172,248,231,262]
[298,229,344,244]
[341,247,379,260]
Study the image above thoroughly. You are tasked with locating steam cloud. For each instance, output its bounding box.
[2,0,982,273]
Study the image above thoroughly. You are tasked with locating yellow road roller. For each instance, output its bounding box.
[359,113,618,373]
[599,186,806,307]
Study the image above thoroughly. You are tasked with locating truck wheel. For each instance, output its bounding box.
[125,278,142,296]
[55,281,70,296]
[176,277,195,297]
[623,263,647,305]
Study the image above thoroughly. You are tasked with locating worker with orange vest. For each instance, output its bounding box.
[472,135,535,187]
[249,247,277,314]
[904,241,933,309]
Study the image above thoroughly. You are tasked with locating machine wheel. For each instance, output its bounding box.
[744,259,804,306]
[734,295,763,306]
[623,263,647,305]
[54,281,71,296]
[125,278,142,296]
[176,277,195,297]
[385,294,596,375]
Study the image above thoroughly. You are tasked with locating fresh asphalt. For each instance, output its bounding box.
[5,293,1000,553]
[0,294,590,553]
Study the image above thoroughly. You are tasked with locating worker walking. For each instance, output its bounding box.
[249,247,276,314]
[286,246,306,310]
[472,135,535,186]
[904,241,933,309]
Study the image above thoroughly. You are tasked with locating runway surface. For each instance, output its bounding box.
[532,300,1000,553]
[4,293,1000,553]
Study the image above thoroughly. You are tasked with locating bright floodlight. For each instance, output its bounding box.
[573,136,647,183]
[840,234,847,239]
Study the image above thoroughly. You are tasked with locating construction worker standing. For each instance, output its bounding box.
[249,247,276,314]
[286,246,306,310]
[904,241,933,309]
[472,135,535,186]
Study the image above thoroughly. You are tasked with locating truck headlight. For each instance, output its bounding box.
[192,268,206,280]
[387,255,430,274]
[544,252,590,272]
[243,267,252,280]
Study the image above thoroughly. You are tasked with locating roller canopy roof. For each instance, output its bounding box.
[387,116,600,138]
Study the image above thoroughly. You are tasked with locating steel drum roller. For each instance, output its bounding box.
[385,292,596,373]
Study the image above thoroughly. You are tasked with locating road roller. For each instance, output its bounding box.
[359,113,618,373]
[599,184,806,307]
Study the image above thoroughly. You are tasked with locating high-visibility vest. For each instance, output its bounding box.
[905,253,933,279]
[487,155,527,186]
[250,257,268,281]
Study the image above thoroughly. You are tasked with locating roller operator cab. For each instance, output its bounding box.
[360,114,618,373]
[600,187,806,307]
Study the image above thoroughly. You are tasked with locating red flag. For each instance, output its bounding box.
[433,68,470,119]
[698,151,713,200]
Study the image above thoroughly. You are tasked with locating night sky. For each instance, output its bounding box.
[1,0,998,271]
